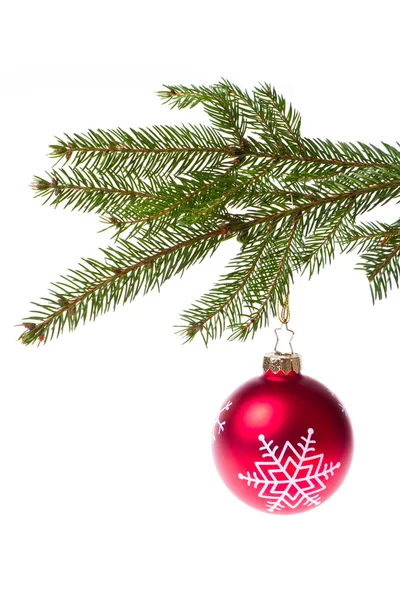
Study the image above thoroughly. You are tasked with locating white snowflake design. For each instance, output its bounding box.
[329,390,349,416]
[212,400,233,443]
[238,428,341,513]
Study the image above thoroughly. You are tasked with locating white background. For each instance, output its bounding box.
[1,1,400,599]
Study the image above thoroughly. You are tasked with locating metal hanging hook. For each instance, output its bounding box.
[274,292,295,355]
[278,292,290,326]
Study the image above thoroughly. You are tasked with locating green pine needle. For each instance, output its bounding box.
[19,80,400,346]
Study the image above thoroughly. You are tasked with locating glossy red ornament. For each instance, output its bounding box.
[212,366,353,515]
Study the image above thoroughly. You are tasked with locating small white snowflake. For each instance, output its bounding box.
[329,390,348,416]
[238,428,341,513]
[212,400,233,443]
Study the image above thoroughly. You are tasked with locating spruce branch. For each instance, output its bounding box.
[340,218,400,300]
[19,219,230,346]
[177,222,275,345]
[49,123,234,174]
[19,80,400,345]
[232,216,302,341]
[300,198,356,277]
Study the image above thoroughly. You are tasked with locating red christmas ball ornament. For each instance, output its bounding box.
[212,344,353,515]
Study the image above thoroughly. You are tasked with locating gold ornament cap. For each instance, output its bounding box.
[262,352,302,374]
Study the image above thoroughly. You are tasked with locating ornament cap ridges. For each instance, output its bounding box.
[262,352,302,374]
